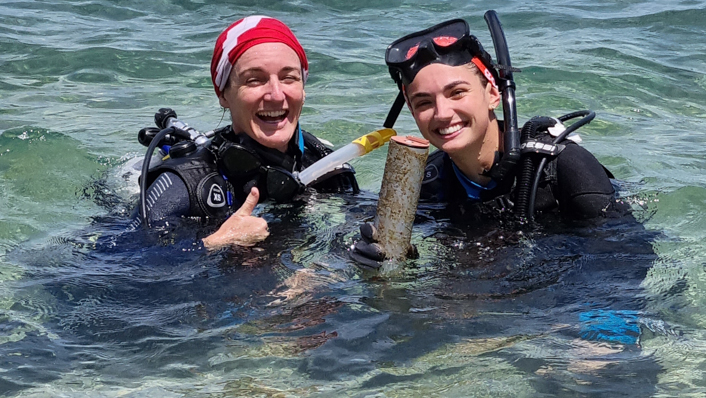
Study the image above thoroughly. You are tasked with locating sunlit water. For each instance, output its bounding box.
[1,0,706,396]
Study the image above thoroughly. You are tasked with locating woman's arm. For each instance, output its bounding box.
[555,144,617,219]
[129,171,191,229]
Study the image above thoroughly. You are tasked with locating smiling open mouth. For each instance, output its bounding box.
[257,110,288,123]
[437,122,467,135]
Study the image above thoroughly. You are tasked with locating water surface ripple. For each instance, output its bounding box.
[1,0,706,396]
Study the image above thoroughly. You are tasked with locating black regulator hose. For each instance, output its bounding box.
[139,126,190,228]
[515,116,557,217]
[484,10,521,181]
[526,110,596,221]
[556,110,595,142]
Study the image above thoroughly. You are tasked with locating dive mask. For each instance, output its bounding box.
[218,142,302,203]
[385,19,498,88]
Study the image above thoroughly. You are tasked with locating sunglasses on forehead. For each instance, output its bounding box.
[385,19,496,87]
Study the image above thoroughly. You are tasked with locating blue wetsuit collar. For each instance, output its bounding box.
[296,124,305,154]
[450,155,497,201]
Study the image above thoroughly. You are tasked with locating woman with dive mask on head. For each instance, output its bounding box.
[352,17,623,267]
[135,16,358,249]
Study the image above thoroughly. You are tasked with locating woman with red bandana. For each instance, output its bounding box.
[352,18,624,267]
[135,16,358,249]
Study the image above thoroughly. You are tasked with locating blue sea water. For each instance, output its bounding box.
[1,0,706,396]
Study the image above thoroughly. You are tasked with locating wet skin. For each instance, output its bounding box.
[406,63,501,185]
[218,42,305,153]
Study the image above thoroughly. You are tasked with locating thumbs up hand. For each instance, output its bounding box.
[202,187,269,249]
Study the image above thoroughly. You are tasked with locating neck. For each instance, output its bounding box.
[448,116,501,186]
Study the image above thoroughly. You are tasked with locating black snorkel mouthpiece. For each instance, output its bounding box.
[483,10,521,181]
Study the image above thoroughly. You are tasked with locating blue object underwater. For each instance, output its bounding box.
[579,309,641,345]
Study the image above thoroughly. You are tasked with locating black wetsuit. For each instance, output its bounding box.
[420,141,618,220]
[130,125,358,228]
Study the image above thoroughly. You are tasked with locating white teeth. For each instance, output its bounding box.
[258,110,286,118]
[438,123,463,135]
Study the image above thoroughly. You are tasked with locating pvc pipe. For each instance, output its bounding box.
[373,136,429,261]
[297,142,364,186]
[297,128,396,186]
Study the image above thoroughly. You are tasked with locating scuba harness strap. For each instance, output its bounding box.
[142,147,230,219]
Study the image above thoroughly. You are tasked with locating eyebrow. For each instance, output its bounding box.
[237,66,301,75]
[408,79,471,102]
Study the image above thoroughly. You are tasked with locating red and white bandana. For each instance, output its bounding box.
[211,16,309,97]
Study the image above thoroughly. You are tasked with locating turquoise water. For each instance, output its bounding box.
[1,0,706,396]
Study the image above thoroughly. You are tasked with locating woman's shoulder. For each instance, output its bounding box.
[553,142,626,218]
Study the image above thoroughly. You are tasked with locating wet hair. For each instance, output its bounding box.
[403,61,491,93]
[465,62,490,87]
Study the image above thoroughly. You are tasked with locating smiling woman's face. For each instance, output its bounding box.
[405,62,500,157]
[218,42,305,152]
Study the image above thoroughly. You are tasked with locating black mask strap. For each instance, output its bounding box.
[383,91,406,129]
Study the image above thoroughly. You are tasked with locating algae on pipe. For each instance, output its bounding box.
[374,136,429,261]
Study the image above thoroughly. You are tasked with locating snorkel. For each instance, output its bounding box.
[483,10,521,181]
